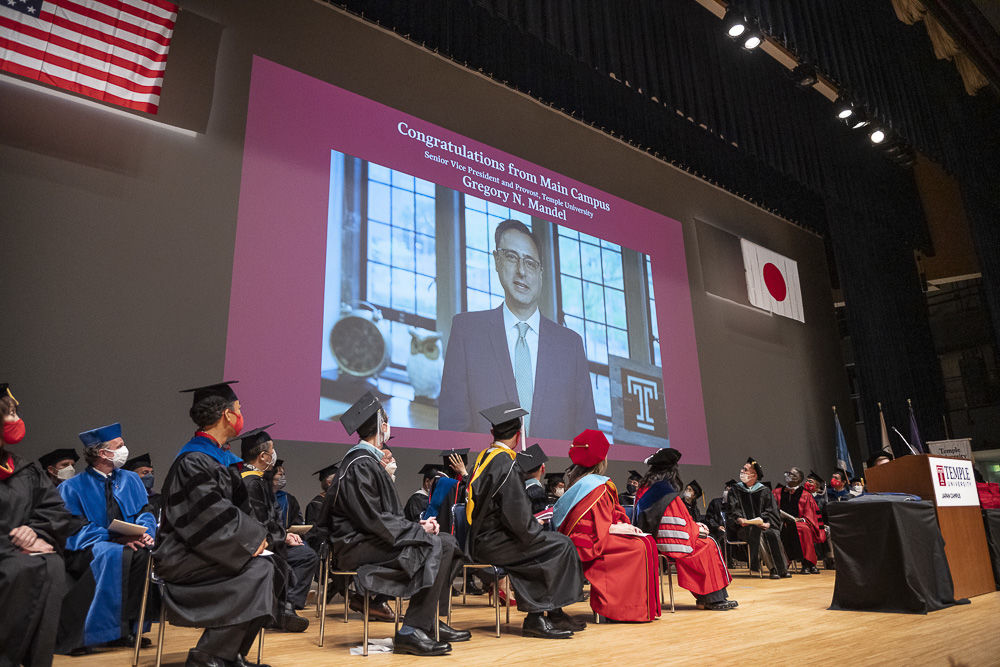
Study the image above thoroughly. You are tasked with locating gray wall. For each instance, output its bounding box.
[0,0,855,509]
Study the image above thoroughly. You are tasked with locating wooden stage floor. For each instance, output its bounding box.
[54,570,1000,666]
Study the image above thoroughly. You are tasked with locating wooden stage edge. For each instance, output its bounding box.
[54,571,1000,666]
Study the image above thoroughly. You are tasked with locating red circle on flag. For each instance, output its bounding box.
[763,263,787,302]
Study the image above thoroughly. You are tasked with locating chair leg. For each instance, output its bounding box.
[447,578,453,626]
[394,597,401,634]
[667,563,675,613]
[494,569,501,638]
[343,579,350,624]
[256,628,264,664]
[362,593,369,657]
[462,567,468,605]
[434,600,440,642]
[154,599,166,667]
[504,576,510,626]
[132,555,154,667]
[318,555,329,647]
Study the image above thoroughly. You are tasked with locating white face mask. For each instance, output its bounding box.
[739,472,752,484]
[268,448,278,468]
[109,445,129,469]
[852,485,864,494]
[554,487,564,497]
[57,465,76,480]
[385,461,398,476]
[683,490,694,500]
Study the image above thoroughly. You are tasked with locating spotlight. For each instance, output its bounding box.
[834,96,854,119]
[723,9,747,38]
[742,28,762,50]
[869,128,886,144]
[791,64,818,88]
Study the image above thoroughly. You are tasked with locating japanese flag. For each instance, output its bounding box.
[740,239,804,323]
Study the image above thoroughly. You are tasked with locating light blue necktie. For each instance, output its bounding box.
[514,321,533,435]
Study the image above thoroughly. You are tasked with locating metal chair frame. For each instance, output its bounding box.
[451,504,509,637]
[133,555,263,667]
[724,534,761,578]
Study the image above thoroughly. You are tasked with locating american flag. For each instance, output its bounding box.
[0,0,177,114]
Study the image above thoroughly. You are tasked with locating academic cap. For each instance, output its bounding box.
[233,424,275,460]
[180,381,239,406]
[644,447,681,469]
[418,463,444,477]
[628,470,642,481]
[78,422,122,446]
[0,383,18,405]
[314,463,339,480]
[123,452,153,471]
[687,479,703,500]
[746,456,764,479]
[516,443,548,473]
[806,470,823,482]
[440,448,470,465]
[478,402,528,428]
[570,429,610,467]
[340,391,383,435]
[39,448,78,469]
[544,472,565,486]
[867,451,894,467]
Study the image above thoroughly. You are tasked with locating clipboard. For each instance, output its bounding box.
[109,519,148,537]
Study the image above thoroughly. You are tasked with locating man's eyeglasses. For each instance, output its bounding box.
[495,248,542,273]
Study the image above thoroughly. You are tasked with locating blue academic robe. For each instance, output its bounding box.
[59,467,157,645]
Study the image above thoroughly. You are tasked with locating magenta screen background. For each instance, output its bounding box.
[226,56,711,464]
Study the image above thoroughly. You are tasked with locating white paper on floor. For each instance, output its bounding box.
[350,637,394,655]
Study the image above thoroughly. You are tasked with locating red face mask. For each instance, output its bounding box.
[230,412,244,436]
[803,480,816,493]
[830,478,843,489]
[2,418,26,445]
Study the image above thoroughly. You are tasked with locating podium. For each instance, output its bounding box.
[866,454,994,599]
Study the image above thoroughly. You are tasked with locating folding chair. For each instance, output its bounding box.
[451,504,510,637]
[724,533,761,578]
[134,556,263,667]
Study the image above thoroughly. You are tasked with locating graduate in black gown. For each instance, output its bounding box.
[123,452,162,520]
[617,470,641,506]
[153,381,277,667]
[725,457,790,579]
[304,463,338,526]
[1,384,82,667]
[236,425,313,630]
[682,479,704,523]
[38,447,79,487]
[317,392,470,656]
[466,403,586,639]
[405,464,443,522]
[517,444,550,517]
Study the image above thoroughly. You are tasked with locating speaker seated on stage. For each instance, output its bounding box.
[725,457,791,579]
[635,447,738,610]
[773,467,825,575]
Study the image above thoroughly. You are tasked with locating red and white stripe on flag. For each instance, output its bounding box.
[0,0,177,114]
[740,239,804,323]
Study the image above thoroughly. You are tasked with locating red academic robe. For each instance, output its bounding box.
[638,489,732,597]
[558,481,660,621]
[773,487,826,564]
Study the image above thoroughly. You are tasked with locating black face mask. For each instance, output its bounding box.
[141,474,155,492]
[627,483,638,493]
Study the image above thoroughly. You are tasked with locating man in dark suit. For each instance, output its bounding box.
[438,219,597,440]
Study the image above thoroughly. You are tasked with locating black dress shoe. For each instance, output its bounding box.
[806,565,820,574]
[437,621,471,643]
[548,609,586,632]
[781,571,793,578]
[522,613,573,639]
[184,648,230,667]
[393,628,451,656]
[696,599,739,610]
[279,610,309,632]
[769,572,781,579]
[107,634,152,648]
[233,655,271,667]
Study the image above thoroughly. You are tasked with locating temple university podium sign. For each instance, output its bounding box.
[927,456,978,507]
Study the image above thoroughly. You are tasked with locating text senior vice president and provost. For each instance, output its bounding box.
[438,219,598,440]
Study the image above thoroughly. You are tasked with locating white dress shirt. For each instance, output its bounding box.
[502,303,539,392]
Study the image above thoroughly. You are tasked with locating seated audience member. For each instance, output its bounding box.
[39,447,79,487]
[517,443,551,518]
[59,423,157,650]
[1,384,82,667]
[123,452,161,519]
[849,476,866,498]
[804,471,832,568]
[237,425,314,628]
[704,479,737,563]
[726,457,790,579]
[154,381,277,667]
[773,467,824,574]
[318,392,469,656]
[405,464,444,522]
[868,451,894,468]
[270,460,302,528]
[545,472,566,505]
[423,448,469,536]
[466,403,586,638]
[304,463,338,525]
[635,448,737,610]
[826,468,852,503]
[617,470,642,506]
[554,430,659,621]
[682,479,703,523]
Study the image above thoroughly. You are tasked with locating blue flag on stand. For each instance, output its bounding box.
[834,407,854,478]
[908,399,925,454]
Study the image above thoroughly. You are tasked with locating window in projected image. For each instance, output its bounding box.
[322,151,665,445]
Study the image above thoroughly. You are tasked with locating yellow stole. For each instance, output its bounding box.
[465,445,517,524]
[241,469,264,478]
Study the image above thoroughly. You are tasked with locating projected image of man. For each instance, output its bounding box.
[439,219,597,439]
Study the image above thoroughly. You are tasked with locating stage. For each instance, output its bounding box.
[55,570,1000,666]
